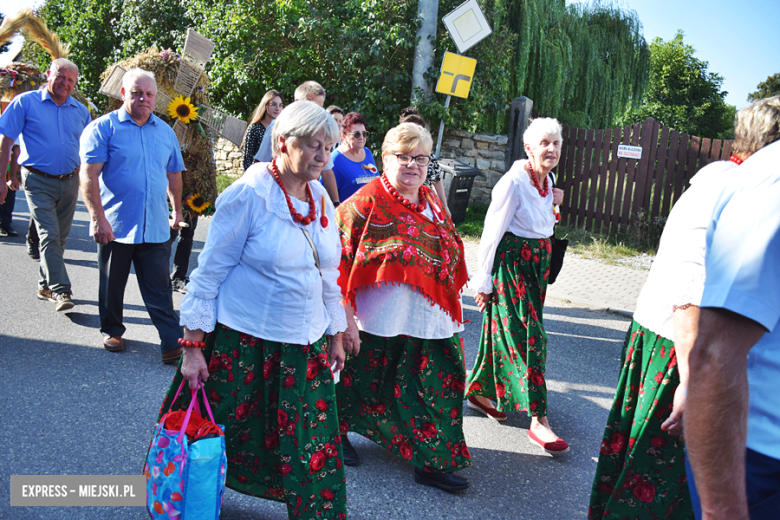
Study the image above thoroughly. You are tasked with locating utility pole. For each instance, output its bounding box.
[410,0,439,103]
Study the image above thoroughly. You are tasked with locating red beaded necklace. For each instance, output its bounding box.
[729,155,743,165]
[381,173,427,212]
[269,159,322,227]
[527,161,549,197]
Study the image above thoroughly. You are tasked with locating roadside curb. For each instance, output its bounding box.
[546,292,634,319]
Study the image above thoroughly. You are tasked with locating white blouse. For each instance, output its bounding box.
[179,163,348,344]
[351,203,465,339]
[633,160,737,340]
[470,159,556,294]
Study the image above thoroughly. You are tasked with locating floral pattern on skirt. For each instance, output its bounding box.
[336,332,472,473]
[159,324,347,520]
[465,234,552,416]
[588,319,693,519]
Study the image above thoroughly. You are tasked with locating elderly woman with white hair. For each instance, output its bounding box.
[159,101,348,519]
[465,117,568,454]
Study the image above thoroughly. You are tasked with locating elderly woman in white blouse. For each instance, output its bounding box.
[158,101,348,520]
[465,117,568,454]
[588,96,780,520]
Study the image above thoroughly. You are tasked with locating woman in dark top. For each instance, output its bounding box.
[242,89,284,171]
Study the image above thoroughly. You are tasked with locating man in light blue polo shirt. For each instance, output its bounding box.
[686,134,780,519]
[0,58,91,312]
[79,68,186,364]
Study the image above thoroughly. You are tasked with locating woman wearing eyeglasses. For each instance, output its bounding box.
[242,90,284,171]
[331,112,379,201]
[334,123,472,492]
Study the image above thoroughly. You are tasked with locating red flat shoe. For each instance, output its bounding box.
[467,396,507,421]
[528,429,570,455]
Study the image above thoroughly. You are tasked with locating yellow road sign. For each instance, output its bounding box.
[435,52,477,99]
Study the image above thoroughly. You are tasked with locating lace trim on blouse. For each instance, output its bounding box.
[179,293,217,333]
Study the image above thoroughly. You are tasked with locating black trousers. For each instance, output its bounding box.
[169,213,198,281]
[98,240,182,352]
[0,186,14,228]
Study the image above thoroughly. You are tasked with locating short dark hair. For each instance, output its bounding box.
[399,106,420,122]
[400,114,427,128]
[326,105,344,116]
[341,112,369,132]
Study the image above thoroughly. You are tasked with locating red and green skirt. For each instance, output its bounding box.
[336,331,472,473]
[588,319,693,519]
[159,324,347,520]
[465,234,552,416]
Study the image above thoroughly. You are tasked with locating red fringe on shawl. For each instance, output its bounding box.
[336,177,469,324]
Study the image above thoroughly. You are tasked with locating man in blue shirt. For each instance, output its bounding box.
[79,68,186,364]
[0,58,91,311]
[686,135,780,519]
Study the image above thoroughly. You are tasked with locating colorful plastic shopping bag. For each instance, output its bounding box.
[144,380,227,520]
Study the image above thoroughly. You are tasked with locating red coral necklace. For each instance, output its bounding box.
[270,159,326,227]
[528,161,549,197]
[381,174,427,212]
[729,155,743,165]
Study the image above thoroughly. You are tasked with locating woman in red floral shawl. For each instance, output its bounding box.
[335,123,472,493]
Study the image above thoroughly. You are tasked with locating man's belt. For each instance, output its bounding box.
[24,166,76,181]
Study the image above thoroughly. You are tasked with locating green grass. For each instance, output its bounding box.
[217,173,238,193]
[556,224,650,263]
[454,205,489,240]
[456,204,655,263]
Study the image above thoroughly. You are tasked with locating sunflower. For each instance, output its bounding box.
[185,193,211,214]
[168,95,198,124]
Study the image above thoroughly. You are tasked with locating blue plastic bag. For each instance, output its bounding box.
[144,380,227,520]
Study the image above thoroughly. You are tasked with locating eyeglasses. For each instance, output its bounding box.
[268,102,284,109]
[392,153,430,167]
[348,131,370,139]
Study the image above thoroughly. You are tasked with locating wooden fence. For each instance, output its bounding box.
[554,117,733,234]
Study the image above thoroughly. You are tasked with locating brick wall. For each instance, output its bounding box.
[438,128,508,206]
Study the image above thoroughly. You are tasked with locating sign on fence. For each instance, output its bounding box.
[617,144,642,159]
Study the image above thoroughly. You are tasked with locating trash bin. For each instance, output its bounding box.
[438,159,483,225]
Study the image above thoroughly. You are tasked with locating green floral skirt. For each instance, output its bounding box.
[159,324,347,520]
[336,331,472,473]
[465,234,552,416]
[588,319,692,519]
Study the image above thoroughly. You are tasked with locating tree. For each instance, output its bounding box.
[748,73,780,102]
[0,13,9,55]
[621,30,733,139]
[27,0,650,136]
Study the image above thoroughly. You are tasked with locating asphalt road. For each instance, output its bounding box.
[0,194,631,520]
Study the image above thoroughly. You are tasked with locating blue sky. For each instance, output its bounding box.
[3,0,778,109]
[581,0,780,109]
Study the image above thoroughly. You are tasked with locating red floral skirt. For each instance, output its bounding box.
[336,332,472,473]
[588,319,693,519]
[159,324,347,520]
[465,234,552,416]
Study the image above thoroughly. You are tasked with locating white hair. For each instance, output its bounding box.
[122,68,157,91]
[271,101,339,157]
[523,117,563,148]
[49,58,79,77]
